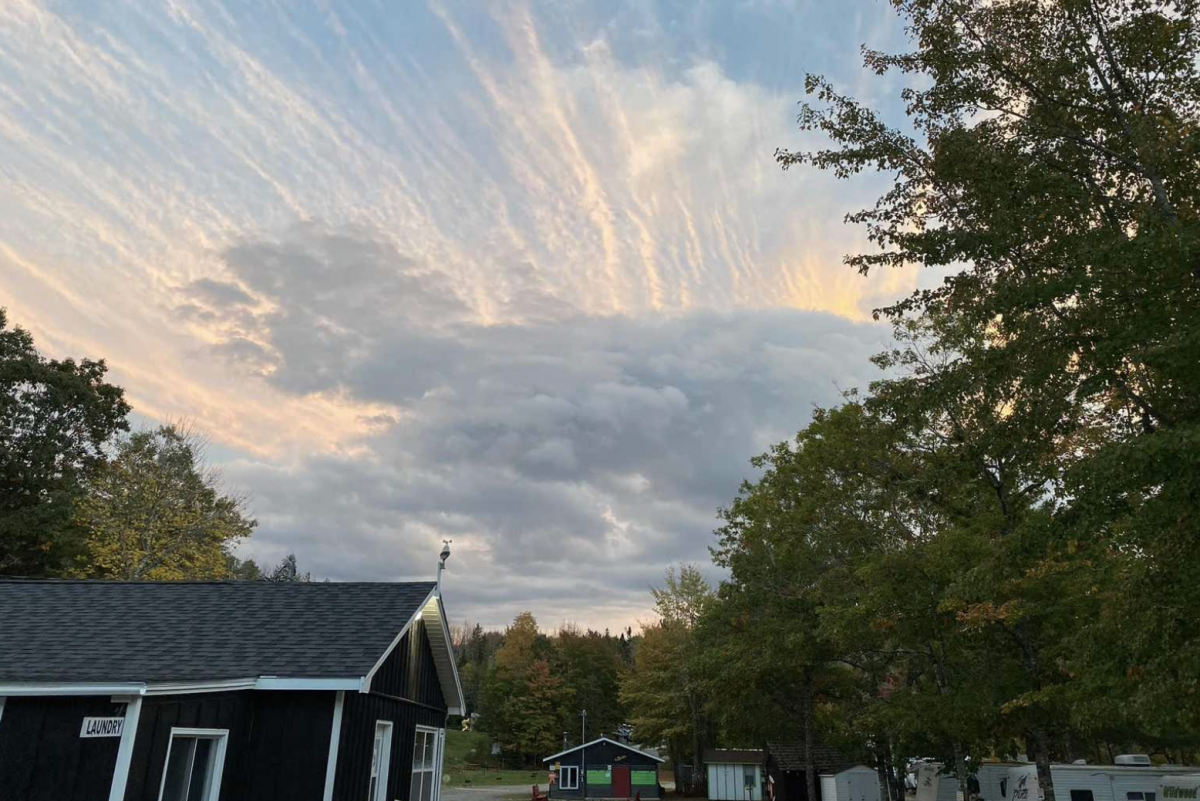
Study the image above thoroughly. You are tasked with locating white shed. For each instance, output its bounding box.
[820,765,883,801]
[707,749,765,801]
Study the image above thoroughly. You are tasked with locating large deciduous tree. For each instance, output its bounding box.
[779,0,1200,795]
[620,566,714,793]
[0,309,130,576]
[71,425,256,580]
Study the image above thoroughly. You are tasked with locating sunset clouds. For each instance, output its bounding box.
[0,0,909,628]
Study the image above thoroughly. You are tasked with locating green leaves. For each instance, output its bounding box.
[0,308,130,576]
[70,425,256,580]
[761,0,1200,774]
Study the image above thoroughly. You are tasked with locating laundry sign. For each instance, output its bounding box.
[80,716,125,738]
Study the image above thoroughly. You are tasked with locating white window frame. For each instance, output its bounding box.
[370,721,394,801]
[410,725,445,801]
[156,727,229,801]
[560,765,580,790]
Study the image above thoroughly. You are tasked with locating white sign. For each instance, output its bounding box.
[80,716,125,738]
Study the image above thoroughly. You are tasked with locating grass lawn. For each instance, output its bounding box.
[442,728,548,788]
[443,769,547,788]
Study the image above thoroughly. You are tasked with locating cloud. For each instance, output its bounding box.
[213,226,889,629]
[0,0,914,626]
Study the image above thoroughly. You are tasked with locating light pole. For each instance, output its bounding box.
[581,710,588,800]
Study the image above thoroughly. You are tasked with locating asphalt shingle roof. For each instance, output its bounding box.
[766,742,854,774]
[705,749,765,765]
[0,579,436,683]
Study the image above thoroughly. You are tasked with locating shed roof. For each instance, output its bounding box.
[544,737,666,763]
[766,743,854,774]
[706,749,765,765]
[0,579,462,711]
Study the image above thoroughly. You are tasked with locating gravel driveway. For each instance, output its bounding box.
[441,785,532,801]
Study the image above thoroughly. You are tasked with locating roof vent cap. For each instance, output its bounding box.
[1115,755,1152,766]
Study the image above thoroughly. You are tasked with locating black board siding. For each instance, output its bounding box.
[370,621,447,711]
[122,690,334,801]
[333,691,445,801]
[0,695,126,801]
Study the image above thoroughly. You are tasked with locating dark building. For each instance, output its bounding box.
[0,577,464,801]
[544,737,664,800]
[764,742,854,801]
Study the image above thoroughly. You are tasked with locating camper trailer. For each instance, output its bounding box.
[974,760,1200,801]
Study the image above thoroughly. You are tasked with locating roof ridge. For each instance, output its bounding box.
[0,578,437,586]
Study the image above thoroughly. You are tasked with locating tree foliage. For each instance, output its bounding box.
[690,0,1200,793]
[70,425,256,580]
[0,309,130,575]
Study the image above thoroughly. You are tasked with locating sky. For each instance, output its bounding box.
[0,0,918,631]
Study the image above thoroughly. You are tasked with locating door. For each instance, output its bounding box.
[614,766,632,798]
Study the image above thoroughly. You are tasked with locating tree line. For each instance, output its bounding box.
[0,309,304,582]
[626,1,1200,800]
[452,612,635,765]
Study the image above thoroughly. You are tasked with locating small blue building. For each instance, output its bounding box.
[545,736,664,800]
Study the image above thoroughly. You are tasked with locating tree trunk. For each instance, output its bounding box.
[1031,728,1057,801]
[801,670,817,801]
[691,693,705,796]
[953,746,970,801]
[1011,622,1056,801]
[876,737,899,801]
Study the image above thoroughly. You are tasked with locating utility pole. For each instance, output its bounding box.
[581,710,588,800]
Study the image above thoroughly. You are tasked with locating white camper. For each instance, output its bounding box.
[914,762,964,801]
[1159,774,1200,801]
[975,761,1200,801]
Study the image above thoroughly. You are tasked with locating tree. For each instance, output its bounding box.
[0,309,130,575]
[554,625,625,742]
[779,1,1200,793]
[480,612,558,763]
[620,620,695,778]
[510,659,574,760]
[71,425,256,580]
[620,566,714,793]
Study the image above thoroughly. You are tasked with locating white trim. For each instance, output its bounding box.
[252,677,361,692]
[560,765,580,790]
[543,736,666,763]
[370,720,395,801]
[360,588,469,715]
[0,696,5,727]
[157,727,229,801]
[108,696,143,801]
[0,682,146,696]
[429,596,466,715]
[0,677,363,698]
[362,587,436,692]
[410,725,445,801]
[145,679,257,695]
[323,691,345,801]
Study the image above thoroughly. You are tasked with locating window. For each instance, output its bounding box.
[745,765,756,792]
[1070,791,1095,801]
[158,728,228,801]
[560,766,580,790]
[1128,793,1156,801]
[410,726,443,801]
[370,722,394,801]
